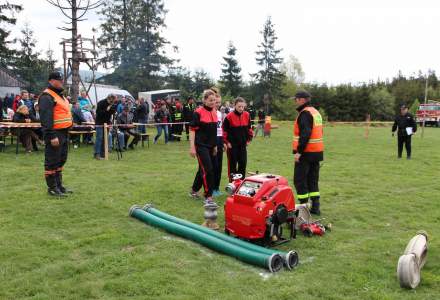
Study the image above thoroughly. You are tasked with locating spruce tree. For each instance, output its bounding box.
[0,2,22,68]
[219,41,242,97]
[15,23,46,92]
[99,0,173,93]
[193,69,214,99]
[253,17,285,99]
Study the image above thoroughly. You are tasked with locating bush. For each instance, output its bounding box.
[271,98,297,120]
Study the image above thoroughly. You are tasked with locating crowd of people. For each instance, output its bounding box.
[1,73,326,225]
[1,73,420,233]
[1,73,273,204]
[1,90,44,152]
[1,87,267,156]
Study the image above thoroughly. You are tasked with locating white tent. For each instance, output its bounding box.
[84,83,134,106]
[138,89,180,120]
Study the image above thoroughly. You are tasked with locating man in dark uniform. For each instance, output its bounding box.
[172,100,184,141]
[292,91,324,215]
[183,97,196,140]
[392,104,417,159]
[39,71,73,197]
[246,100,256,130]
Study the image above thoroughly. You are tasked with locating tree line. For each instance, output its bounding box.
[1,0,437,120]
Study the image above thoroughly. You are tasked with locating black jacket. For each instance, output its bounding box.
[135,103,149,121]
[294,102,323,162]
[392,113,417,136]
[38,85,65,139]
[96,99,117,125]
[0,98,3,121]
[183,103,196,121]
[154,109,171,124]
[257,110,265,124]
[13,112,37,123]
[247,105,256,124]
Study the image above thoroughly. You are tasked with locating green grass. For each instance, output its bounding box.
[1,123,439,300]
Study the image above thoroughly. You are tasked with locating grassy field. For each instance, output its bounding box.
[1,123,439,300]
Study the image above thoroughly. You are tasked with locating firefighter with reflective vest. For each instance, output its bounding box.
[172,101,184,141]
[292,91,324,215]
[38,71,73,197]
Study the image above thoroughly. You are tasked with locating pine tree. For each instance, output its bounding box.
[98,0,174,93]
[253,17,285,100]
[0,2,22,68]
[193,69,214,99]
[219,41,242,97]
[15,23,45,92]
[45,45,57,72]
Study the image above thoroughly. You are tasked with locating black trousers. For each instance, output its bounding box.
[185,122,190,140]
[44,130,68,175]
[213,136,224,190]
[397,135,411,158]
[294,159,320,203]
[192,146,216,198]
[172,123,183,141]
[226,144,247,182]
[123,129,140,147]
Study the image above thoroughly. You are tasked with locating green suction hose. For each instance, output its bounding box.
[129,205,284,272]
[142,204,298,270]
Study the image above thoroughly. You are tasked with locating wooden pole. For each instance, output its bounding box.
[421,75,428,138]
[62,41,67,80]
[365,114,371,139]
[104,124,108,160]
[71,0,80,103]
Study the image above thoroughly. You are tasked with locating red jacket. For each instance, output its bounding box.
[12,95,21,112]
[223,110,253,146]
[190,105,218,147]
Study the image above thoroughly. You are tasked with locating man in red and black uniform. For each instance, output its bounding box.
[189,89,218,204]
[292,91,324,215]
[223,97,253,181]
[39,71,73,197]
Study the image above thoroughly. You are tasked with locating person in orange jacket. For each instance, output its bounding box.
[292,91,324,215]
[38,71,73,197]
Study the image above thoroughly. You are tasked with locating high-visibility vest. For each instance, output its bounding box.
[264,115,271,133]
[293,106,324,153]
[174,112,182,120]
[42,89,73,129]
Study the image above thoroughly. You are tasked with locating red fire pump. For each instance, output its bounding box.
[224,174,297,246]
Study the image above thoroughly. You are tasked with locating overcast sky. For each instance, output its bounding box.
[10,0,440,85]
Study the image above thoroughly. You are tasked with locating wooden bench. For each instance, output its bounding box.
[68,130,96,149]
[139,133,150,148]
[0,130,14,152]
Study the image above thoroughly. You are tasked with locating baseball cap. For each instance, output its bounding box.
[294,91,311,99]
[48,71,64,81]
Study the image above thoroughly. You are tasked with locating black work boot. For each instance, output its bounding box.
[299,198,309,205]
[46,175,67,197]
[310,197,321,215]
[56,172,73,194]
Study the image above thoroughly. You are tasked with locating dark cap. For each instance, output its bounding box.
[48,71,64,81]
[400,104,408,109]
[294,90,311,99]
